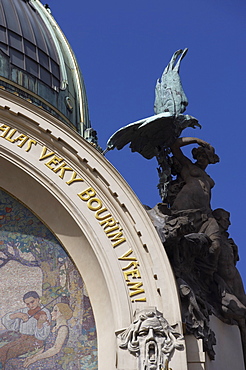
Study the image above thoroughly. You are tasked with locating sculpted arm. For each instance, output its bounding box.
[171,137,211,165]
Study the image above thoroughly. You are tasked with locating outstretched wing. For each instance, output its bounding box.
[105,113,199,159]
[106,117,146,151]
[104,49,199,159]
[105,113,174,158]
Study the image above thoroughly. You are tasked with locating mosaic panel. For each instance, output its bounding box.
[0,189,97,369]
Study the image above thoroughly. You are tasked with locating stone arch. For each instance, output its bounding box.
[0,91,187,369]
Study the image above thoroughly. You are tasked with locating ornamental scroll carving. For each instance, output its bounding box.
[118,308,184,370]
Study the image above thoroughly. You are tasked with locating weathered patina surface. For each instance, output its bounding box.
[108,49,246,365]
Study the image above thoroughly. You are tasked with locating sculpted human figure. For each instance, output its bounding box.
[0,291,51,369]
[170,137,220,271]
[211,208,246,364]
[106,48,246,363]
[119,308,183,370]
[212,208,246,315]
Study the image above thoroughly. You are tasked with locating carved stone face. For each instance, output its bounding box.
[137,316,165,370]
[119,309,183,370]
[213,209,231,231]
[219,215,231,231]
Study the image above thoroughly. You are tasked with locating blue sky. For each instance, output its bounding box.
[47,0,246,282]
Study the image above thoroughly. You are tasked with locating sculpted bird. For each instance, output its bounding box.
[104,48,200,159]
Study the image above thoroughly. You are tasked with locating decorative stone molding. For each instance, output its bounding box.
[0,92,186,369]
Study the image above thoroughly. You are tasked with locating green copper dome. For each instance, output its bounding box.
[0,0,90,135]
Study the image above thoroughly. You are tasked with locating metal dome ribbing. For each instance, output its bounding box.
[0,0,90,135]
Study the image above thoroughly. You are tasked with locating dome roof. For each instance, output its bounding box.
[0,0,90,135]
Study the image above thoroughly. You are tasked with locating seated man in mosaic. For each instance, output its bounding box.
[0,291,51,369]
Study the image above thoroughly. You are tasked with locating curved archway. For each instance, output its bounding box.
[0,91,187,369]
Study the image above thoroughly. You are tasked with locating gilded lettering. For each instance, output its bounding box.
[100,216,117,230]
[123,269,141,282]
[127,282,145,297]
[5,129,17,142]
[0,125,11,137]
[45,155,63,170]
[132,297,147,302]
[66,171,84,185]
[0,121,147,303]
[39,146,55,160]
[94,207,111,221]
[87,197,103,211]
[15,135,29,147]
[118,249,137,261]
[112,238,126,248]
[108,231,126,248]
[104,225,120,234]
[25,139,37,152]
[52,163,73,178]
[77,187,96,200]
[122,261,139,270]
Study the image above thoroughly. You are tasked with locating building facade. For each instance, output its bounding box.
[0,1,244,369]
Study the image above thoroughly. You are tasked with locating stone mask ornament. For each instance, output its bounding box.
[118,308,183,370]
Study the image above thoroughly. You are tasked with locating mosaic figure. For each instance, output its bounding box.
[0,189,97,369]
[0,291,50,369]
[23,303,72,368]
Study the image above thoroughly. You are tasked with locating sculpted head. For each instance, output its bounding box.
[213,208,231,231]
[119,308,183,370]
[192,145,220,165]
